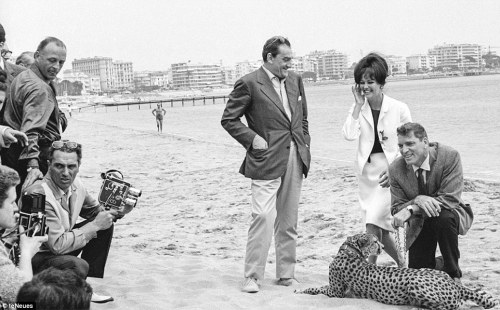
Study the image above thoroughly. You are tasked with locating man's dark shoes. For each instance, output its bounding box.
[91,292,114,303]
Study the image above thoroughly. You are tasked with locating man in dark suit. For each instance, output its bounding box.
[221,36,311,293]
[390,122,472,283]
[0,23,26,90]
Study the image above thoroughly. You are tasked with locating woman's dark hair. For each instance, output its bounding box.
[354,53,389,85]
[0,165,20,208]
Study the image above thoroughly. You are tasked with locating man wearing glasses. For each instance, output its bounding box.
[0,23,26,90]
[24,140,117,303]
[221,36,311,293]
[1,36,68,195]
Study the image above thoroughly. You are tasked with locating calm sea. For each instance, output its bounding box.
[306,74,500,182]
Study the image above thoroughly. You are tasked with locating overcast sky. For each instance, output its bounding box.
[2,0,499,71]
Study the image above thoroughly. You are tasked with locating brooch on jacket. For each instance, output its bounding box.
[378,130,388,144]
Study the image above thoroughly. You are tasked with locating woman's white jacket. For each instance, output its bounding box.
[342,94,412,174]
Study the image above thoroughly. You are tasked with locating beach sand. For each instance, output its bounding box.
[63,104,500,309]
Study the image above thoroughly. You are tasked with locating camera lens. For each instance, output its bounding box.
[128,188,142,197]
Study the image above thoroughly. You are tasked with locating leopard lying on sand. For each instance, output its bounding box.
[295,233,499,310]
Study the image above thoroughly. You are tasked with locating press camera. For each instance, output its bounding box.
[19,193,48,237]
[98,170,142,216]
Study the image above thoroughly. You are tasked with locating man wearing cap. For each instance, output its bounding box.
[24,140,117,303]
[1,36,68,194]
[221,36,311,293]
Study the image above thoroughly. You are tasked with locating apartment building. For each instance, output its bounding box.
[291,56,318,75]
[72,57,115,91]
[385,55,407,75]
[171,62,224,89]
[72,56,134,92]
[406,54,437,71]
[114,61,134,90]
[306,50,348,79]
[428,43,484,69]
[234,60,262,79]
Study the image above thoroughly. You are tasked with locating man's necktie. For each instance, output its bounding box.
[417,168,427,195]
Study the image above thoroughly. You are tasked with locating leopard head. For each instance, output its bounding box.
[344,233,383,258]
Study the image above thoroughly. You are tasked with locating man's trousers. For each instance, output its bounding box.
[244,142,303,280]
[32,223,114,279]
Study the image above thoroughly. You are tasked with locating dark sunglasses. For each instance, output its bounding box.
[52,140,79,150]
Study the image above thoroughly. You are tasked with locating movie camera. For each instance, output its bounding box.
[98,170,142,216]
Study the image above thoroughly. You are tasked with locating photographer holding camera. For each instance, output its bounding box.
[24,140,117,304]
[0,165,47,304]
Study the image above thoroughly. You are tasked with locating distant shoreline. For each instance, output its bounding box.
[305,71,500,87]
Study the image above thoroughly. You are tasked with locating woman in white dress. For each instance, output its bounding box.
[342,53,411,267]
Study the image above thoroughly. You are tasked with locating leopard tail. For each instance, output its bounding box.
[297,285,333,297]
[460,286,500,309]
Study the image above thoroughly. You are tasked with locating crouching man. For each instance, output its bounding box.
[24,140,116,303]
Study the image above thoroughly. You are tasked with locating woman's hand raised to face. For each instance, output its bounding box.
[352,84,365,107]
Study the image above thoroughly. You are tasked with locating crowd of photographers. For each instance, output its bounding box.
[0,23,129,309]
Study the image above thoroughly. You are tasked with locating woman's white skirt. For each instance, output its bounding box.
[358,152,393,231]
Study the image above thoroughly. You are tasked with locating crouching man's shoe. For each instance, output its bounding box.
[241,277,259,293]
[91,292,114,303]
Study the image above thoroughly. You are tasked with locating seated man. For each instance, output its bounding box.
[390,122,472,283]
[24,140,117,303]
[17,267,92,310]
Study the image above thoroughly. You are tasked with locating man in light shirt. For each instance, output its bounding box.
[25,140,117,303]
[390,122,473,284]
[221,36,311,293]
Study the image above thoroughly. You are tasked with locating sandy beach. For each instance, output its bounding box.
[61,102,500,310]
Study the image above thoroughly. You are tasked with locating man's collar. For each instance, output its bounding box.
[412,152,430,172]
[261,65,285,83]
[30,62,52,84]
[0,58,4,70]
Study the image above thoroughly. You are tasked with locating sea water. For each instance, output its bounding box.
[306,74,500,182]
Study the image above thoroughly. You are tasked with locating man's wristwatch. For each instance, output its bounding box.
[406,205,414,215]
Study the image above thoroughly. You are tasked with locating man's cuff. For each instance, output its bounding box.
[77,222,99,242]
[0,126,9,148]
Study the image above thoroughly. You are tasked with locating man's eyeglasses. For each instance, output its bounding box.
[52,140,79,150]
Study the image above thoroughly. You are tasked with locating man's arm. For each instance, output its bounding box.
[0,125,28,148]
[298,76,310,147]
[78,189,104,220]
[59,111,68,132]
[431,149,463,210]
[43,188,110,255]
[221,79,257,150]
[18,84,56,164]
[389,166,415,216]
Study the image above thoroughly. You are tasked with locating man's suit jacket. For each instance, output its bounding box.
[221,67,311,180]
[389,142,472,249]
[2,59,25,89]
[24,175,103,255]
